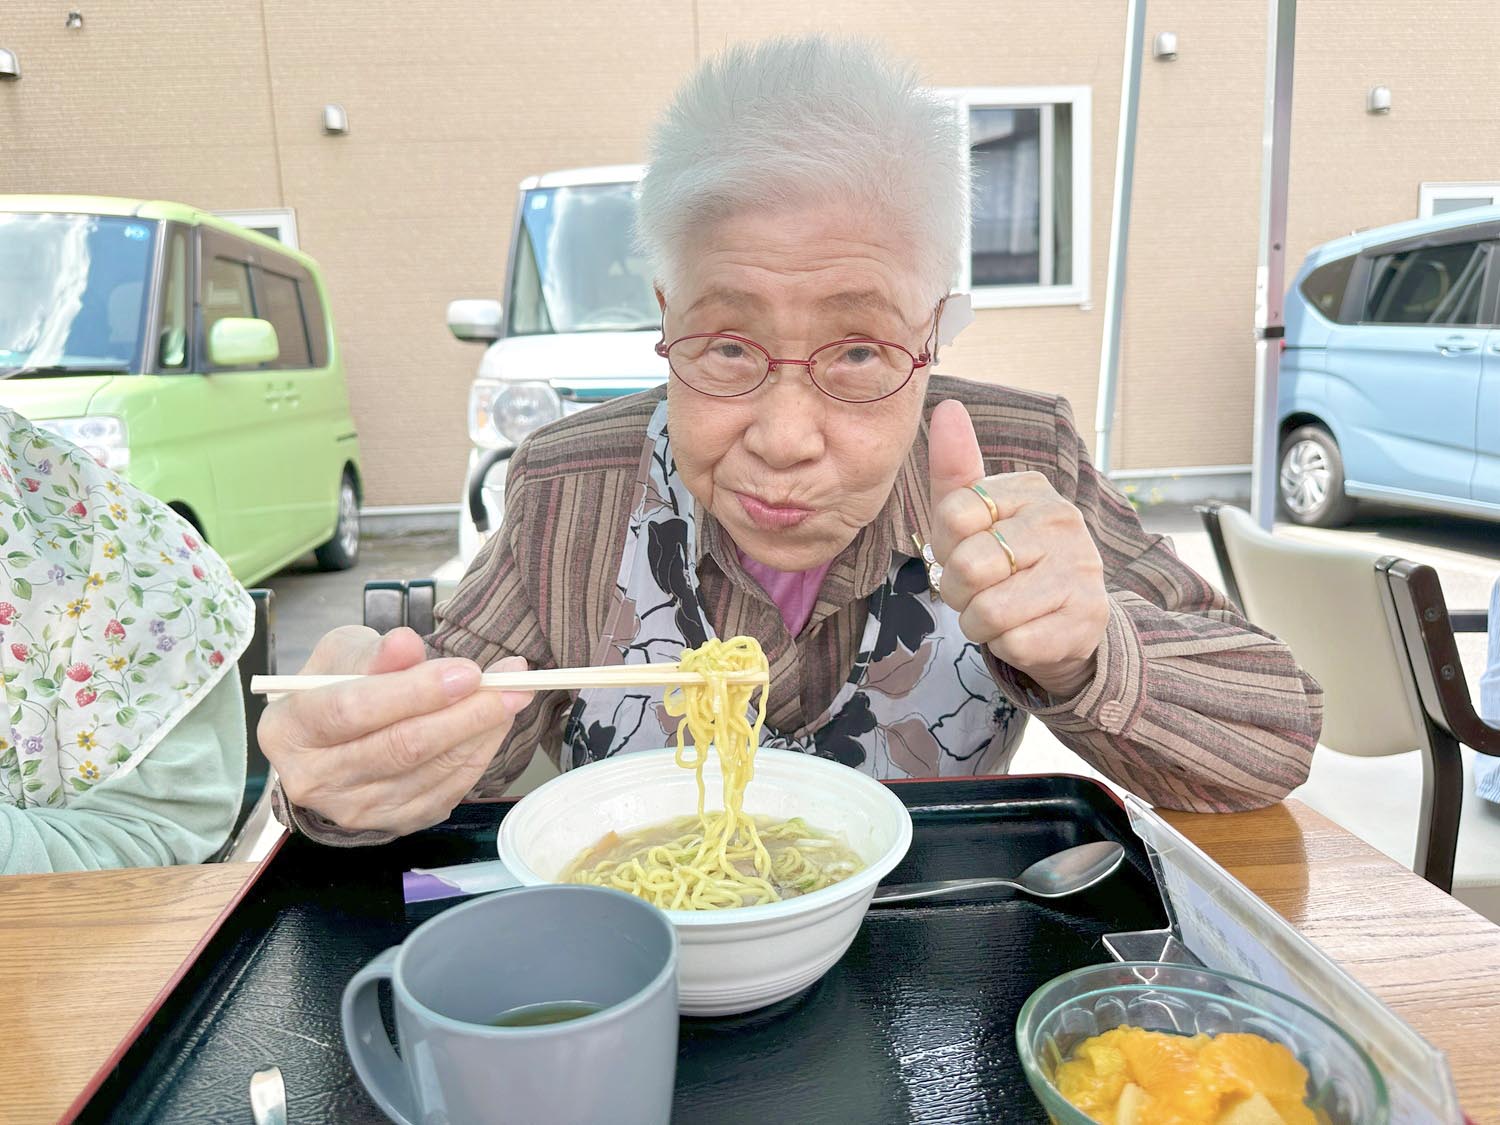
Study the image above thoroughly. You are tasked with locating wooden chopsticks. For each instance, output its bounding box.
[249,663,768,696]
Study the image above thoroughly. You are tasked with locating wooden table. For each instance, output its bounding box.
[3,802,1498,1124]
[0,861,258,1124]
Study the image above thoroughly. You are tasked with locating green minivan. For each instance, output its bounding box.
[0,196,362,584]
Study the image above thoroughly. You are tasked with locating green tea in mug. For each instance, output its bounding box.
[487,1000,604,1027]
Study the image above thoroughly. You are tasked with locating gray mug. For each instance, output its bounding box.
[341,884,679,1125]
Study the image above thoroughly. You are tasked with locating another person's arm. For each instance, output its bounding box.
[0,673,246,873]
[1475,577,1500,804]
[932,396,1321,813]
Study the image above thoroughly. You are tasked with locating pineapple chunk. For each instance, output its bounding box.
[1217,1092,1286,1125]
[1116,1083,1150,1125]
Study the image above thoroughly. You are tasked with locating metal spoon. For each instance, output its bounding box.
[870,840,1126,905]
[250,1065,287,1125]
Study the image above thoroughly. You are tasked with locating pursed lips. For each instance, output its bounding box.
[732,489,817,530]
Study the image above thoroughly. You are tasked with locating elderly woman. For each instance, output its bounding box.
[263,37,1321,843]
[0,405,253,871]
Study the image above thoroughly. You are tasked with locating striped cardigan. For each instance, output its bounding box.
[285,375,1321,844]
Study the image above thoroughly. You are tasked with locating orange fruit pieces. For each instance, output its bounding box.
[1199,1034,1316,1124]
[1054,1027,1319,1125]
[1116,1027,1222,1121]
[1056,1034,1129,1123]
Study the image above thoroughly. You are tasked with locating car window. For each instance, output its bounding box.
[1299,255,1355,323]
[1362,240,1489,326]
[158,227,191,370]
[201,252,255,343]
[299,271,329,367]
[0,213,154,373]
[251,264,312,369]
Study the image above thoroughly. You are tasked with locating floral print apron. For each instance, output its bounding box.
[0,407,253,808]
[563,401,1021,778]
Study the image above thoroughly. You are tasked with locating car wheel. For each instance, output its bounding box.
[315,472,361,571]
[1278,425,1356,527]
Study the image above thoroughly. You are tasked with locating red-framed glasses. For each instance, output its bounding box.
[655,331,932,403]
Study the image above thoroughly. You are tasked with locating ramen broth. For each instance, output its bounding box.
[565,814,864,906]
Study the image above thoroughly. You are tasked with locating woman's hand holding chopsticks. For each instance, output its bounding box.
[251,663,768,695]
[257,627,534,837]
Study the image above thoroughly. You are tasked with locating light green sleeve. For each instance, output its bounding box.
[0,672,248,874]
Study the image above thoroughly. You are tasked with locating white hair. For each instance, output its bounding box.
[636,36,969,303]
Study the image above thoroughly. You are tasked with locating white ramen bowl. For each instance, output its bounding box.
[497,747,914,1016]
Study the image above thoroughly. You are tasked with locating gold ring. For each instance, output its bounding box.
[968,482,1000,524]
[991,528,1018,574]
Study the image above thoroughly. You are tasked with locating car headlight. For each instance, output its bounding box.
[35,416,129,471]
[469,381,562,448]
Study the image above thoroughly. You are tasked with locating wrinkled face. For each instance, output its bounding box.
[662,203,935,572]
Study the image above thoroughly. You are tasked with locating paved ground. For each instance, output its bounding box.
[263,529,457,672]
[262,502,1498,791]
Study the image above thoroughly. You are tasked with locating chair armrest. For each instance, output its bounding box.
[1448,610,1488,634]
[1379,559,1500,756]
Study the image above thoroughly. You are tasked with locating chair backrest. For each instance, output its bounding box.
[236,590,275,808]
[1378,558,1497,891]
[363,578,437,637]
[214,588,276,862]
[1209,504,1424,758]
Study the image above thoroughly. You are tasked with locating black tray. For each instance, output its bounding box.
[74,775,1167,1124]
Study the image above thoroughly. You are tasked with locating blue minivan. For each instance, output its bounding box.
[1279,206,1500,526]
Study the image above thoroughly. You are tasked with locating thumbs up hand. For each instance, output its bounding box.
[927,400,1110,699]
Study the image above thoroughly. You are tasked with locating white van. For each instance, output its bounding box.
[447,166,666,561]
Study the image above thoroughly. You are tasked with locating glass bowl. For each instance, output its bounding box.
[1016,962,1389,1124]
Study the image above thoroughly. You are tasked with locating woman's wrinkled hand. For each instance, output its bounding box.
[927,399,1110,699]
[258,626,532,836]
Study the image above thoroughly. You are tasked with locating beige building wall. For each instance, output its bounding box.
[3,2,1495,504]
[1287,2,1500,260]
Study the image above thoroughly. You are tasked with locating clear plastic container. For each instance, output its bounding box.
[1016,962,1389,1124]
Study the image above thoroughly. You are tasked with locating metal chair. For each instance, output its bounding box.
[1198,503,1497,910]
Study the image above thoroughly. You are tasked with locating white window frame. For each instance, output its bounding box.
[939,85,1091,309]
[213,208,300,248]
[1418,182,1500,219]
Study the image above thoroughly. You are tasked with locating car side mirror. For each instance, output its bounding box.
[208,318,280,367]
[447,298,503,343]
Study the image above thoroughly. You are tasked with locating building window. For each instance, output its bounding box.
[940,86,1091,308]
[1418,183,1500,218]
[213,208,300,248]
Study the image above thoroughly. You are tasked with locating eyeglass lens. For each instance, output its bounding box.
[665,336,915,402]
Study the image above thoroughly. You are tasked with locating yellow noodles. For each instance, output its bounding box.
[564,636,862,910]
